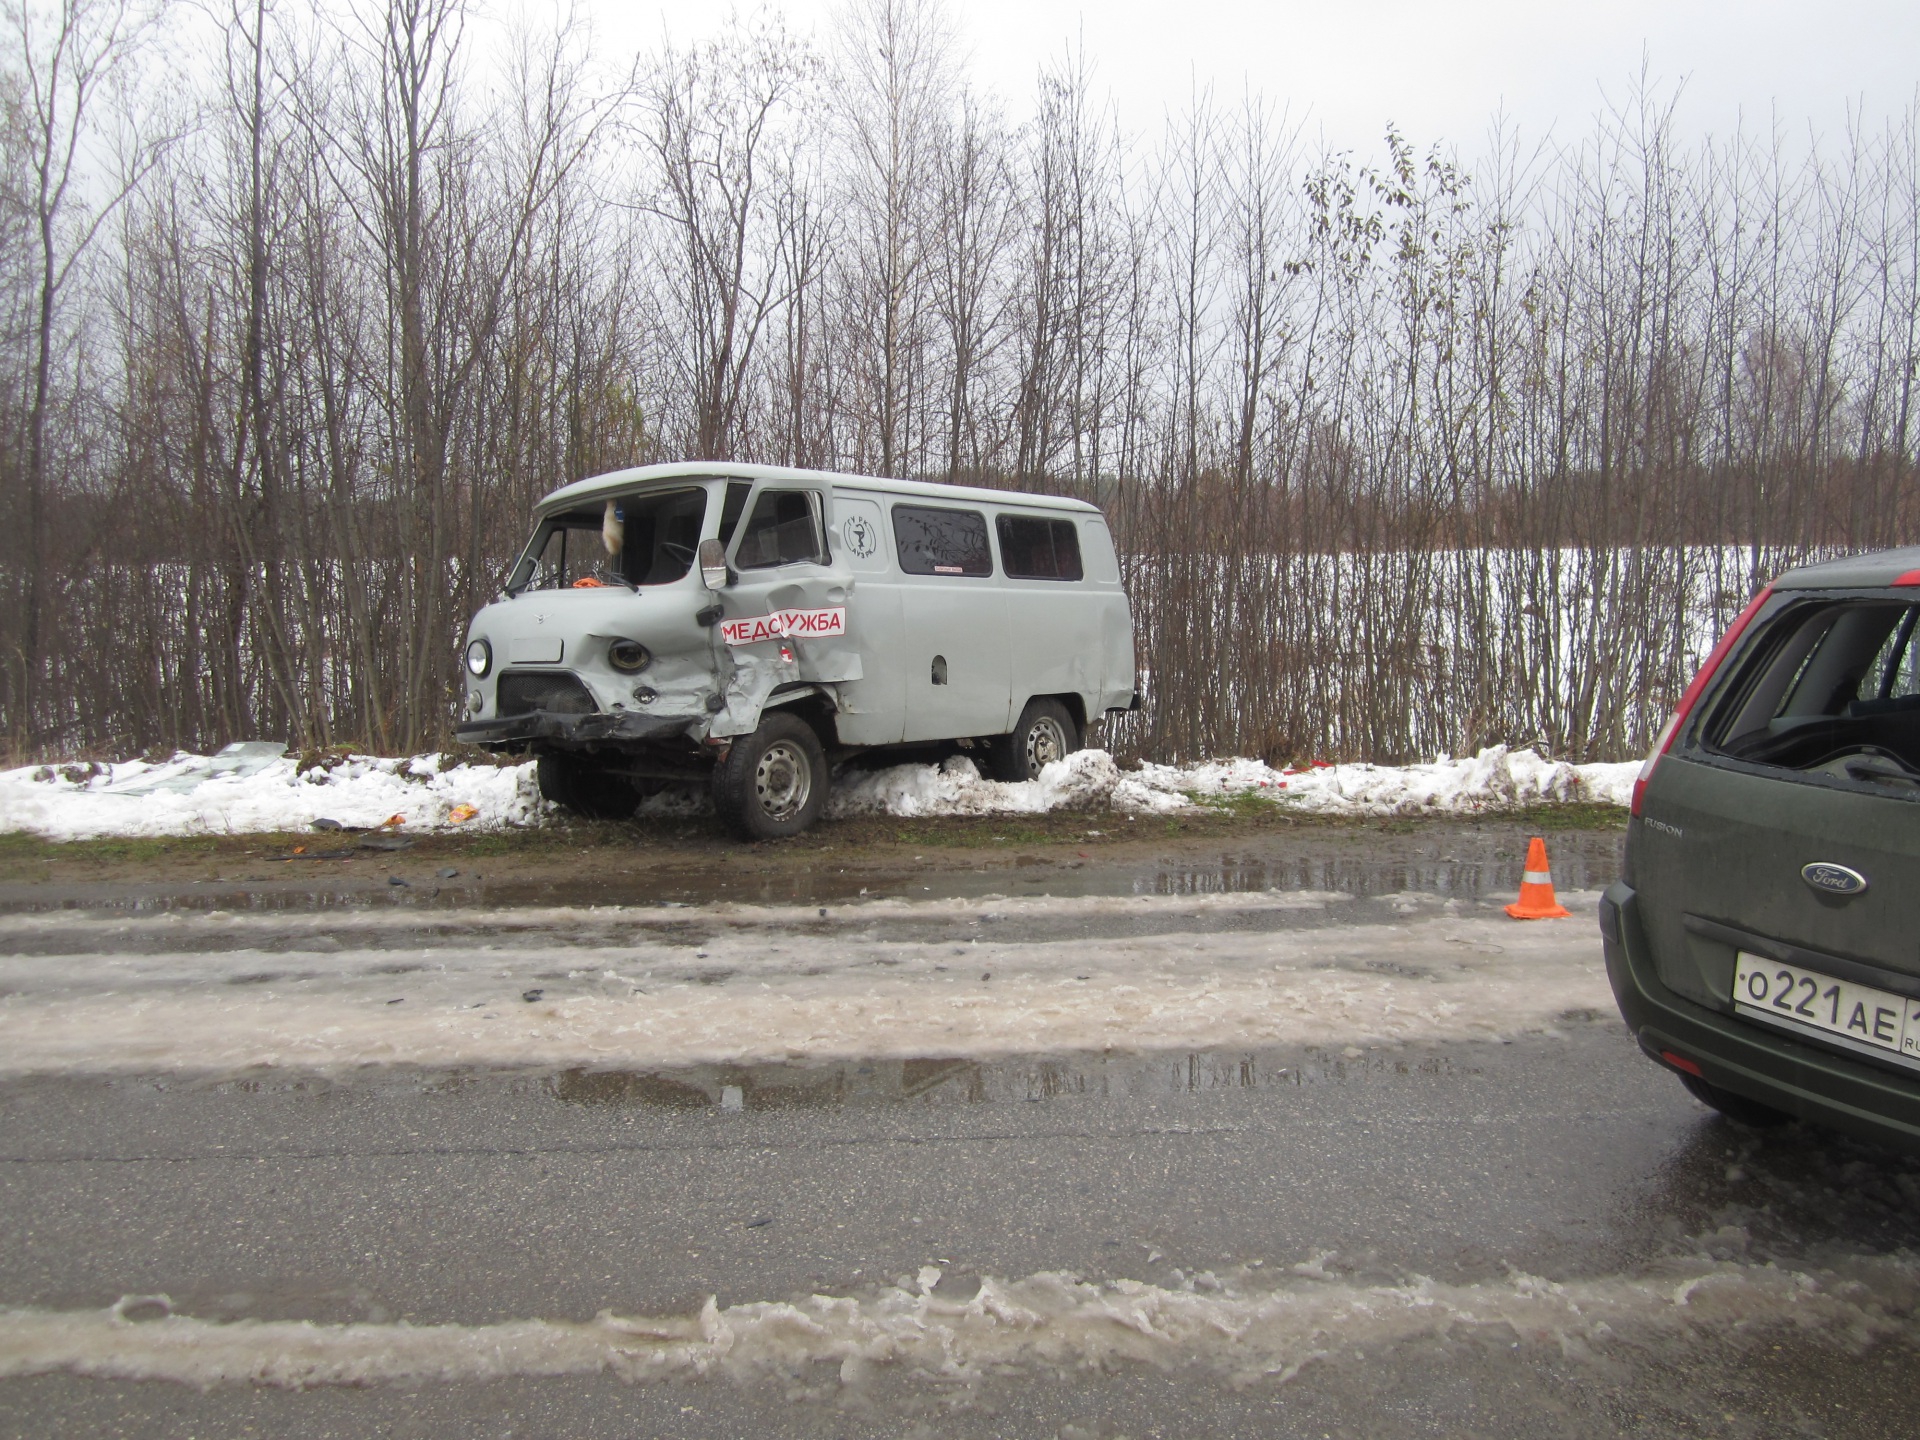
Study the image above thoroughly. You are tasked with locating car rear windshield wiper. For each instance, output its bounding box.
[1842,755,1920,787]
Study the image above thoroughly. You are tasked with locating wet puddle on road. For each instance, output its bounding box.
[0,825,1624,916]
[495,1044,1478,1114]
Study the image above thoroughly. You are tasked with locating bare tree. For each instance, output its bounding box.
[928,87,1014,481]
[634,12,815,461]
[6,7,1920,768]
[832,0,952,474]
[6,0,160,746]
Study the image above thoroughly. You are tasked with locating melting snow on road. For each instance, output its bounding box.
[5,1250,1915,1392]
[0,892,1611,1075]
[0,742,1637,841]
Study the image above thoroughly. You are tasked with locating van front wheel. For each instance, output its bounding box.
[988,699,1080,782]
[712,713,829,840]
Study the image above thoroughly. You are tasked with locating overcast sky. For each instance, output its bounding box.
[582,0,1918,156]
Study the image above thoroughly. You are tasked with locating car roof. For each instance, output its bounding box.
[537,462,1101,517]
[1773,546,1920,591]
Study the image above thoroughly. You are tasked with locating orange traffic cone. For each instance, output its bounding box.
[1505,836,1570,919]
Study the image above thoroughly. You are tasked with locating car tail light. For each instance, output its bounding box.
[1894,569,1920,587]
[1631,585,1775,816]
[1658,1049,1703,1077]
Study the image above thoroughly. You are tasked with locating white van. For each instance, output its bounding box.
[457,463,1138,838]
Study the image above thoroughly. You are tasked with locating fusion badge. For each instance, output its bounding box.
[1801,861,1869,897]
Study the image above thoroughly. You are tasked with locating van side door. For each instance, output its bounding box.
[710,479,857,737]
[892,502,1011,740]
[828,489,907,745]
[1080,515,1136,714]
[995,509,1104,724]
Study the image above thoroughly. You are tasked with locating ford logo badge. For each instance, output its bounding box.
[1801,862,1869,896]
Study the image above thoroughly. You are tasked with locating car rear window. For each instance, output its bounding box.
[893,505,992,577]
[1703,597,1920,794]
[996,515,1084,581]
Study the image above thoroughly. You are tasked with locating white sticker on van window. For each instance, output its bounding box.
[721,608,847,646]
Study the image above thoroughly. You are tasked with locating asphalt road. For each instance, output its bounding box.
[4,824,1919,1438]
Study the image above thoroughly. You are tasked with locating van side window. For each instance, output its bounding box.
[893,505,992,577]
[996,515,1084,581]
[735,490,827,569]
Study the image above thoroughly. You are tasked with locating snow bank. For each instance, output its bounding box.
[832,745,1637,821]
[0,744,544,841]
[0,741,1638,841]
[825,750,1122,818]
[1114,746,1641,816]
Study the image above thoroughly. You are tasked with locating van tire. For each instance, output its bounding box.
[536,753,640,820]
[712,713,829,840]
[988,699,1080,782]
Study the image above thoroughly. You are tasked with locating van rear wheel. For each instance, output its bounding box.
[988,699,1080,782]
[712,713,829,840]
[536,753,640,820]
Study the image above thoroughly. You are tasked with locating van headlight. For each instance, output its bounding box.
[465,639,492,677]
[608,639,651,673]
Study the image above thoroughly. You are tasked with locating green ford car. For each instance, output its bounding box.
[1603,547,1920,1150]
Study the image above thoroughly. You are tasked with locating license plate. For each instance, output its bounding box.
[1733,952,1920,1067]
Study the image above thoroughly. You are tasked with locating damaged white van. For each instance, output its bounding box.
[456,463,1137,838]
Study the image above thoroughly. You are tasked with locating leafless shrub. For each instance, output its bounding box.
[2,5,1916,764]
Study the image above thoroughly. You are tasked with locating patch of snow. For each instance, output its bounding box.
[94,741,290,796]
[0,741,1639,840]
[0,750,544,841]
[826,751,1119,818]
[832,744,1635,820]
[1140,745,1645,817]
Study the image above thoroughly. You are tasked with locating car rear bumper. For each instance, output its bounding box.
[456,709,698,749]
[1601,881,1920,1152]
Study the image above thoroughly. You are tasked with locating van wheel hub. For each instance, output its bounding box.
[1025,718,1067,775]
[754,741,812,820]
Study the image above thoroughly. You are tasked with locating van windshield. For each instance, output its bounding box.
[507,487,709,594]
[1704,598,1920,794]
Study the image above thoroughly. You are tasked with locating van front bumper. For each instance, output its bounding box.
[1601,880,1920,1152]
[456,709,698,748]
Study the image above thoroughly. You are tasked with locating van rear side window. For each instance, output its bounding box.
[893,505,992,577]
[997,515,1083,580]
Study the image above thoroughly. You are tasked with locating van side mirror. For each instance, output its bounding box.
[697,537,730,590]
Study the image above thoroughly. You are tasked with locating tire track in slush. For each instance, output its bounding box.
[0,893,1612,1074]
[3,1252,1913,1393]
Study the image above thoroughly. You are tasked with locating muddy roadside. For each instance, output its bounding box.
[0,802,1625,914]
